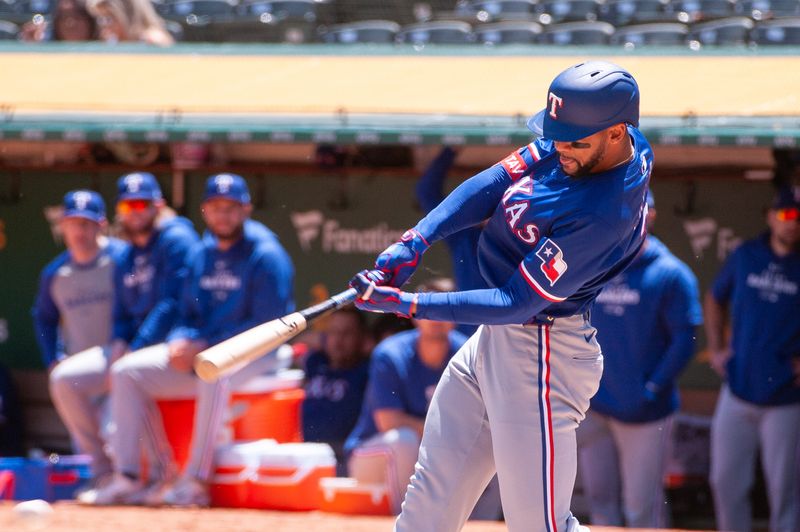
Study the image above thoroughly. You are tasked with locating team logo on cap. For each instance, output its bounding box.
[548,92,564,119]
[125,173,144,192]
[72,191,93,210]
[215,174,235,193]
[536,240,568,286]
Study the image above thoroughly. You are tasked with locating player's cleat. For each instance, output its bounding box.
[157,475,210,507]
[76,473,144,505]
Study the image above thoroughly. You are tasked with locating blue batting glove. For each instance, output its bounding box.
[351,270,418,318]
[374,229,430,287]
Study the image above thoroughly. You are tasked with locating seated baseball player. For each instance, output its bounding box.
[301,306,370,474]
[33,190,127,481]
[343,278,467,514]
[79,173,295,507]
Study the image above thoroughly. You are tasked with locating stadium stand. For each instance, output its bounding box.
[537,0,601,23]
[752,15,800,42]
[318,19,401,43]
[396,19,475,43]
[688,15,754,44]
[0,17,17,37]
[539,19,615,43]
[737,0,800,19]
[473,19,543,43]
[469,0,538,20]
[611,21,690,45]
[598,0,676,26]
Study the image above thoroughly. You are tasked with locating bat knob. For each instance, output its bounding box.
[194,357,219,383]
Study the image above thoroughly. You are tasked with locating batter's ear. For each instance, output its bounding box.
[607,123,627,144]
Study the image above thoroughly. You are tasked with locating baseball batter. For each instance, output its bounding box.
[350,61,652,532]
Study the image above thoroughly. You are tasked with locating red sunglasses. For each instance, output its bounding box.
[117,199,152,215]
[775,208,799,222]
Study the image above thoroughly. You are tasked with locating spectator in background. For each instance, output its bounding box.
[577,190,703,528]
[706,186,800,532]
[344,278,468,514]
[20,0,99,42]
[301,306,370,474]
[0,361,25,456]
[80,174,294,508]
[86,0,173,45]
[33,190,127,479]
[415,147,486,337]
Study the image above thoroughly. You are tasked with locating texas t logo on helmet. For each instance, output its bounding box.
[548,92,564,119]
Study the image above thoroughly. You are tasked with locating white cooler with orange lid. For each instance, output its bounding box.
[249,442,336,511]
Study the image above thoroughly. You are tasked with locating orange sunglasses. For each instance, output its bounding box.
[775,207,799,222]
[117,199,152,215]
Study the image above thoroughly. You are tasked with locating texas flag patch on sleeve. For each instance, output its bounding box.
[536,240,568,286]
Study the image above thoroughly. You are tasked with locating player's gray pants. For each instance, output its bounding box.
[710,385,800,532]
[396,317,601,532]
[576,410,672,527]
[49,345,115,477]
[108,343,288,482]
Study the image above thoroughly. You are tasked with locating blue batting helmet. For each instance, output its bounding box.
[527,61,640,142]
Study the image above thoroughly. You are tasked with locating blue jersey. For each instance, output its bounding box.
[413,126,652,325]
[711,233,800,406]
[32,238,128,366]
[591,236,703,422]
[168,219,295,346]
[344,329,467,454]
[301,351,370,445]
[113,216,198,350]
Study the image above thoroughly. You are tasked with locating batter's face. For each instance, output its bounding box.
[553,130,611,177]
[201,198,250,241]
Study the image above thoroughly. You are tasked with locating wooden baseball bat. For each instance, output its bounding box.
[194,287,362,382]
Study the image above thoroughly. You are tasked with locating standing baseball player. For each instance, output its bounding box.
[33,190,127,480]
[79,173,295,507]
[705,187,800,532]
[577,190,703,527]
[350,61,651,532]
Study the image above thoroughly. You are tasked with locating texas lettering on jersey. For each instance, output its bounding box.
[501,175,541,246]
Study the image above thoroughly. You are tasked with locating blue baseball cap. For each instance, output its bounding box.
[63,190,106,222]
[771,186,800,210]
[117,172,163,202]
[527,61,640,142]
[203,173,251,204]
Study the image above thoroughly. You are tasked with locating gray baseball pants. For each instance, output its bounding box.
[49,345,114,477]
[710,385,800,532]
[395,317,602,532]
[576,409,672,527]
[108,343,289,482]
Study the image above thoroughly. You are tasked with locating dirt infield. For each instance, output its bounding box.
[0,502,708,532]
[0,502,507,532]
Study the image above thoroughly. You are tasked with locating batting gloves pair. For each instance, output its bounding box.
[351,270,418,318]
